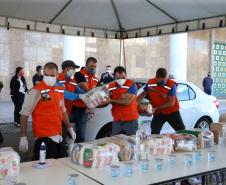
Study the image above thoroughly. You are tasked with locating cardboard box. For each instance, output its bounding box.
[210,122,226,144]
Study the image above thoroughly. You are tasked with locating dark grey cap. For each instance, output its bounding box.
[61,60,80,70]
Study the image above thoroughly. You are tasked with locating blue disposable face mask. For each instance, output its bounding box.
[88,68,96,75]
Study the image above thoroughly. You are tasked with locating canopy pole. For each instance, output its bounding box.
[119,39,126,68]
[123,39,126,69]
[119,39,122,66]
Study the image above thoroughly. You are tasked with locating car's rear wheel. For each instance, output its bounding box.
[95,122,112,139]
[194,117,211,130]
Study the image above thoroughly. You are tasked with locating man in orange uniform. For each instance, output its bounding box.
[72,57,99,142]
[137,68,185,134]
[58,60,84,143]
[107,66,138,136]
[19,62,76,160]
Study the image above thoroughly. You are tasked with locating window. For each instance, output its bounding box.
[177,84,189,101]
[177,83,196,101]
[188,87,196,100]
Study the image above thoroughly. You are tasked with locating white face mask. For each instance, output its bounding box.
[43,75,56,86]
[117,79,126,86]
[67,69,76,78]
[106,69,111,73]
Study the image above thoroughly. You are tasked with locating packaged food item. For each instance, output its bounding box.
[176,129,214,149]
[137,103,152,116]
[79,86,109,108]
[171,134,197,152]
[135,135,174,160]
[0,147,20,184]
[70,143,120,168]
[90,135,136,161]
[146,135,174,156]
[113,135,136,161]
[197,130,214,149]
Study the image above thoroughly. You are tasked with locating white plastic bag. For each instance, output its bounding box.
[80,86,109,108]
[0,147,20,184]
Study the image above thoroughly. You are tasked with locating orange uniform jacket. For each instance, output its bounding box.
[108,79,138,122]
[73,68,99,108]
[58,72,77,115]
[32,81,65,138]
[147,78,179,115]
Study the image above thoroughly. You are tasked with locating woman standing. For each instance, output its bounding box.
[10,67,28,127]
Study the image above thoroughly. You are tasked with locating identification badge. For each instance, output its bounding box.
[41,92,51,101]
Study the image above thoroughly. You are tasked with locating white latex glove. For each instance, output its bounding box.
[19,136,28,153]
[67,127,76,142]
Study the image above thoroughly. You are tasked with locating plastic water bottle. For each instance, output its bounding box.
[136,121,151,141]
[135,121,151,160]
[39,142,46,164]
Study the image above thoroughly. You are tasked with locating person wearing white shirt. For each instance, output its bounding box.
[10,67,28,127]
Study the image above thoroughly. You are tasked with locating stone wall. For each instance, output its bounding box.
[124,36,169,80]
[0,28,64,101]
[0,27,226,101]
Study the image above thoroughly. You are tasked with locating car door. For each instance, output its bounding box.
[161,83,198,133]
[176,83,198,129]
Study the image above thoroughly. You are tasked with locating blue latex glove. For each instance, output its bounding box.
[64,90,79,101]
[56,81,64,87]
[56,80,84,101]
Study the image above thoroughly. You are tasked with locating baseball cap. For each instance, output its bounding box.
[61,60,80,70]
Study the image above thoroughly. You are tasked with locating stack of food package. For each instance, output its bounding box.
[70,142,120,168]
[70,130,214,168]
[176,129,214,149]
[79,86,109,108]
[70,134,136,168]
[99,135,137,161]
[170,134,197,152]
[136,135,174,160]
[0,147,20,184]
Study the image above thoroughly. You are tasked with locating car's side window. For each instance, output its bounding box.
[188,86,196,100]
[176,84,190,101]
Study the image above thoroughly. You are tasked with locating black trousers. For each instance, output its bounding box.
[33,137,67,161]
[70,106,87,143]
[0,130,3,144]
[151,111,185,134]
[11,93,25,124]
[204,88,212,95]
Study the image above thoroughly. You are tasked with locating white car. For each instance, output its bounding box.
[85,79,220,141]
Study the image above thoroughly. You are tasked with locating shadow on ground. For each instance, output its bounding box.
[0,123,34,162]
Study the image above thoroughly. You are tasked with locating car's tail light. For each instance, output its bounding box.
[214,100,219,109]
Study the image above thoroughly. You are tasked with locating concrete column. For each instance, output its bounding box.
[63,36,86,67]
[169,33,187,80]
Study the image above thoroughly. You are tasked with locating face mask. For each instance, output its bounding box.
[157,80,166,86]
[117,79,126,86]
[88,68,96,75]
[106,69,111,73]
[43,75,56,86]
[67,69,76,78]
